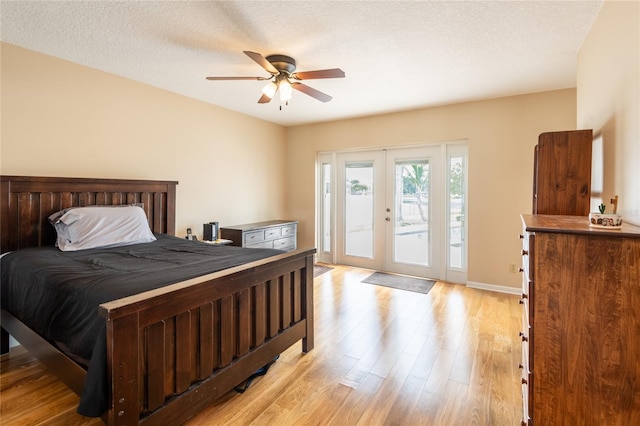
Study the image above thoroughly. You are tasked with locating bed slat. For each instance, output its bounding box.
[146,321,165,411]
[175,311,191,394]
[281,274,292,329]
[268,278,280,338]
[254,283,267,346]
[237,288,251,356]
[293,270,302,323]
[220,295,234,367]
[198,303,214,380]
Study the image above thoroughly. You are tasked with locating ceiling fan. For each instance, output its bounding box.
[206,51,345,105]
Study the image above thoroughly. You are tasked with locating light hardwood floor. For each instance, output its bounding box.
[0,264,522,425]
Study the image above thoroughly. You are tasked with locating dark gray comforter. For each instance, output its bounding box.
[0,234,283,417]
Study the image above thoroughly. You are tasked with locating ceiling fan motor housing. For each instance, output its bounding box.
[266,54,297,75]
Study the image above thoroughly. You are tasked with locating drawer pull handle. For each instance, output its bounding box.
[518,363,524,370]
[519,267,524,273]
[521,293,528,299]
[521,378,528,385]
[519,299,524,305]
[522,249,529,256]
[519,234,524,239]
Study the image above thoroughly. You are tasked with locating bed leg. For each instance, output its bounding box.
[302,255,315,353]
[1,327,9,354]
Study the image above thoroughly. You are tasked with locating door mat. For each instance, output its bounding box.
[362,272,435,294]
[314,265,334,277]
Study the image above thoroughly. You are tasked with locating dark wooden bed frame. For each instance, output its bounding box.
[0,175,315,425]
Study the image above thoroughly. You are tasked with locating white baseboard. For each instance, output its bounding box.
[467,281,520,295]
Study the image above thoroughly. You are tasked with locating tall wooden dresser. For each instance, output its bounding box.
[519,214,640,424]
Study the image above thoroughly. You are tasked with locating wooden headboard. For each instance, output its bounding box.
[0,176,178,253]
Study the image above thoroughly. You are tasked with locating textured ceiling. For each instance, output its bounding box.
[0,1,603,127]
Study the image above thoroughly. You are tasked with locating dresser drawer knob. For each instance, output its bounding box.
[519,331,528,342]
[521,378,528,385]
[522,249,529,256]
[519,234,524,239]
[518,363,524,369]
[521,293,528,299]
[519,267,524,273]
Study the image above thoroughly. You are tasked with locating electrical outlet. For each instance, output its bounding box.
[509,263,519,273]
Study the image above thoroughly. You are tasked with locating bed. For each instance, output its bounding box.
[0,175,316,425]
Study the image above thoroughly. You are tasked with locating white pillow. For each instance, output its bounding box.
[50,205,156,251]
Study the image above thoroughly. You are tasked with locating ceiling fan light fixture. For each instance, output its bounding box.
[279,79,293,102]
[261,81,277,99]
[206,51,345,105]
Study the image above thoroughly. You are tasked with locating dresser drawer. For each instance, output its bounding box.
[264,227,282,240]
[244,230,265,245]
[273,236,295,251]
[281,224,296,237]
[246,240,274,249]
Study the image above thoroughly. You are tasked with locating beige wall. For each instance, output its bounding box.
[577,0,639,225]
[0,43,287,238]
[0,3,632,291]
[287,89,577,288]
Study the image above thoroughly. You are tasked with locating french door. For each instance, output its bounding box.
[317,144,467,282]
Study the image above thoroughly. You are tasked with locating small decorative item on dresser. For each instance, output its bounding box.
[589,213,623,228]
[589,195,622,229]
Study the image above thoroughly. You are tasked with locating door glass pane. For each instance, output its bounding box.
[345,161,374,258]
[321,163,331,253]
[394,160,429,266]
[448,154,465,269]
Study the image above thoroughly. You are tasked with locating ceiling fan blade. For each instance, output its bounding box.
[243,51,279,75]
[291,68,345,80]
[292,83,333,103]
[258,93,272,104]
[205,76,267,80]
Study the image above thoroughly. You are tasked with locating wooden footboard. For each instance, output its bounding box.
[102,248,315,426]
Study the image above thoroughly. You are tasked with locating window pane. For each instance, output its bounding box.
[322,163,331,253]
[345,161,373,258]
[394,160,430,266]
[448,155,465,270]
